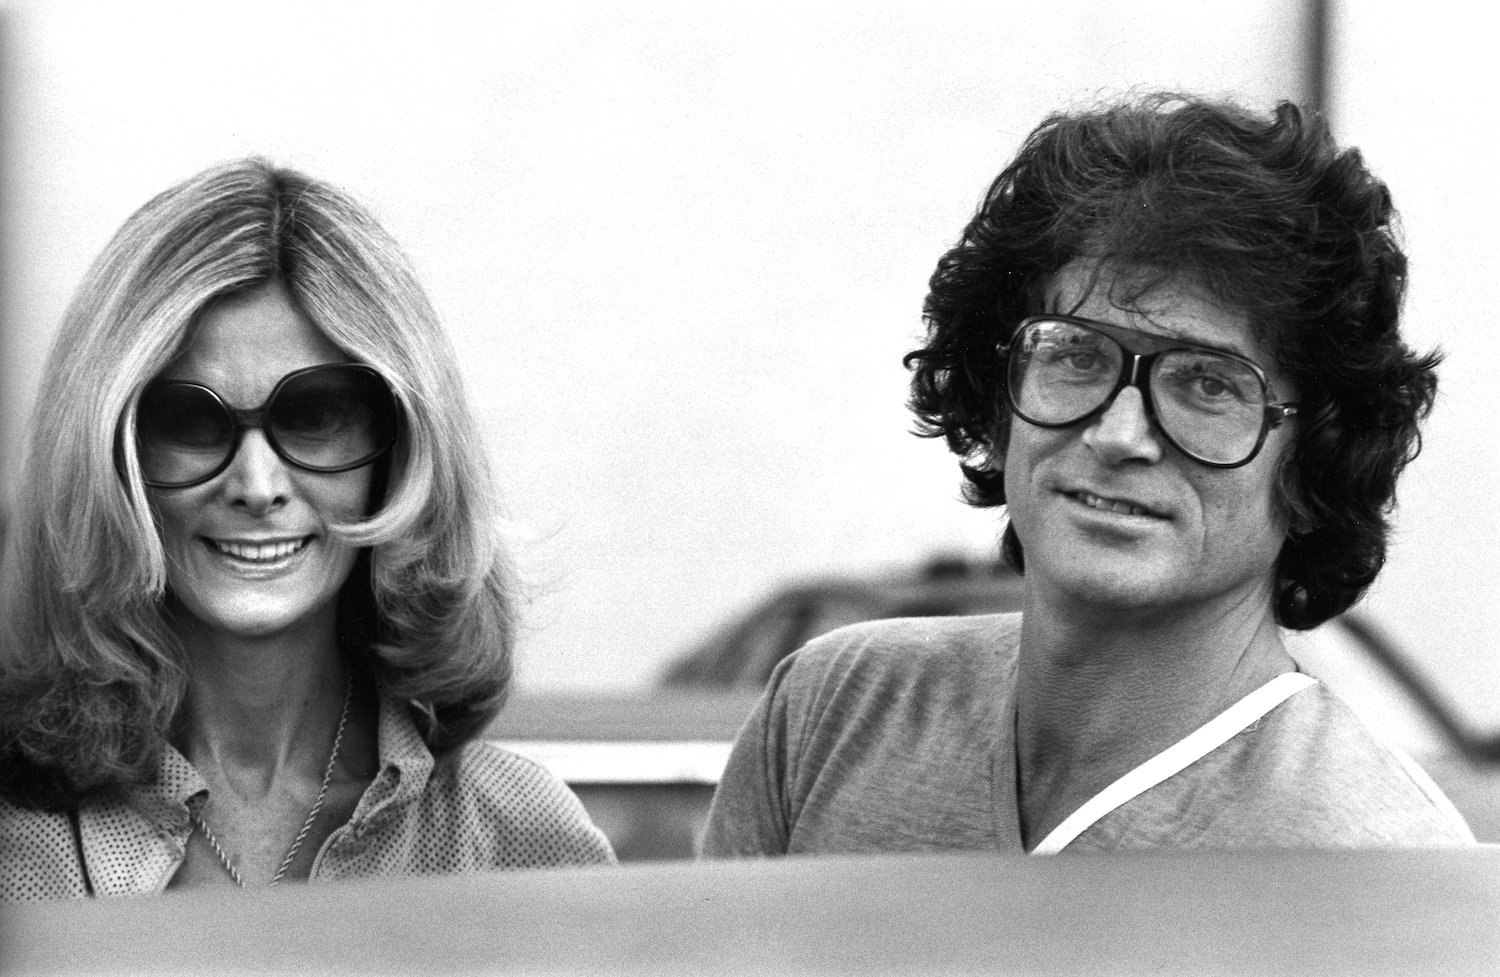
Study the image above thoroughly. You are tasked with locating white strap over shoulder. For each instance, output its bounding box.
[1030,672,1318,856]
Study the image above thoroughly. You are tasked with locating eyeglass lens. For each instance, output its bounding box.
[1007,318,1270,466]
[136,365,396,488]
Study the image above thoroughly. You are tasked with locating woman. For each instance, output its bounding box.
[0,160,614,901]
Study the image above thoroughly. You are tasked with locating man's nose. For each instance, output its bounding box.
[1080,383,1164,466]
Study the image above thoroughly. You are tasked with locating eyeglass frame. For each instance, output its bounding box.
[998,314,1299,469]
[132,363,400,489]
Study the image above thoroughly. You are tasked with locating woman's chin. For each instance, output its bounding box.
[168,589,340,647]
[165,543,357,647]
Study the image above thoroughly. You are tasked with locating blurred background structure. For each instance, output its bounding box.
[2,0,1497,857]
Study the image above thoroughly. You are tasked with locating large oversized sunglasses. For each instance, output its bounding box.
[1002,315,1298,468]
[135,363,399,489]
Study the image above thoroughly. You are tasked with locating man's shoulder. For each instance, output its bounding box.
[709,614,1019,857]
[1244,681,1475,843]
[761,613,1021,745]
[783,612,1022,691]
[1135,679,1479,849]
[1081,677,1475,851]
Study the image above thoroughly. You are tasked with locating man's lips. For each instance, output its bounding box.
[1066,489,1170,519]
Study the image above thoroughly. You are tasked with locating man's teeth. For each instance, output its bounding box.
[1077,492,1152,517]
[210,538,308,561]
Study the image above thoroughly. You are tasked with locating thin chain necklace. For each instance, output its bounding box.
[190,674,353,888]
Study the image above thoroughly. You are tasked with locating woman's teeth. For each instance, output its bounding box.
[209,538,309,562]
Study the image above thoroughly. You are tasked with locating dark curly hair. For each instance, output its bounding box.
[905,93,1440,629]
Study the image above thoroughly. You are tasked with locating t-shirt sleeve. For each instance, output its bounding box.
[698,655,799,857]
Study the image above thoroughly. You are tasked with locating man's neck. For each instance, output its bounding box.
[1012,580,1294,848]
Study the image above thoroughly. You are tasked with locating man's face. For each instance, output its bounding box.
[1002,261,1296,621]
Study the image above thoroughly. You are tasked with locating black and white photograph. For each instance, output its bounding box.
[1,1,1496,973]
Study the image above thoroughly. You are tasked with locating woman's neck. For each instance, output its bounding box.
[1012,580,1295,847]
[171,612,350,795]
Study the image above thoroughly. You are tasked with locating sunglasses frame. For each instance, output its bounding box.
[1000,314,1299,469]
[134,363,399,489]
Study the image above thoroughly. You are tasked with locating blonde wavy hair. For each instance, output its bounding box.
[0,159,516,806]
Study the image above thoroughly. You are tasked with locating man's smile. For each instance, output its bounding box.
[1061,488,1172,520]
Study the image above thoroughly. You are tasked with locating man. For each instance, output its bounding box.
[702,94,1473,855]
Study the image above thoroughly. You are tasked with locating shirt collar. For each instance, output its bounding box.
[122,743,206,831]
[350,688,437,822]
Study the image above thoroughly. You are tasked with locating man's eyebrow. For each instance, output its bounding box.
[1161,330,1272,367]
[1076,313,1276,367]
[1171,325,1271,363]
[1151,323,1245,354]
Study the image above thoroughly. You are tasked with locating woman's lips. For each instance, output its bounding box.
[203,536,313,563]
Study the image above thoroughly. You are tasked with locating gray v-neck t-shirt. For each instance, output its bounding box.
[701,614,1473,856]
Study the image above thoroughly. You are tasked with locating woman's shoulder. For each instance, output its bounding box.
[0,796,90,903]
[423,739,616,865]
[370,693,615,868]
[446,739,586,801]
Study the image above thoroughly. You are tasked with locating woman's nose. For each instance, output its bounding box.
[221,429,292,513]
[1080,384,1164,465]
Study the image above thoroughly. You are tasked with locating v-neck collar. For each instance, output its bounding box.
[1016,672,1318,855]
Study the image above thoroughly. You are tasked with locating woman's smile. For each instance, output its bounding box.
[202,534,316,570]
[204,535,313,562]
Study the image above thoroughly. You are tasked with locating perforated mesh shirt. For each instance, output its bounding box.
[0,691,616,903]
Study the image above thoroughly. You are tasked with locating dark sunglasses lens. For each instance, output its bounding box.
[137,384,236,486]
[1008,319,1124,424]
[267,368,397,471]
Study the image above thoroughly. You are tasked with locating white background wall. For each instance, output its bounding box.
[1326,1,1500,725]
[18,2,1484,710]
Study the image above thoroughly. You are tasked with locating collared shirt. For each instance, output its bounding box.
[702,614,1475,857]
[1,692,615,903]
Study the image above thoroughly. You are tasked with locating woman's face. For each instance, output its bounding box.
[148,281,372,647]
